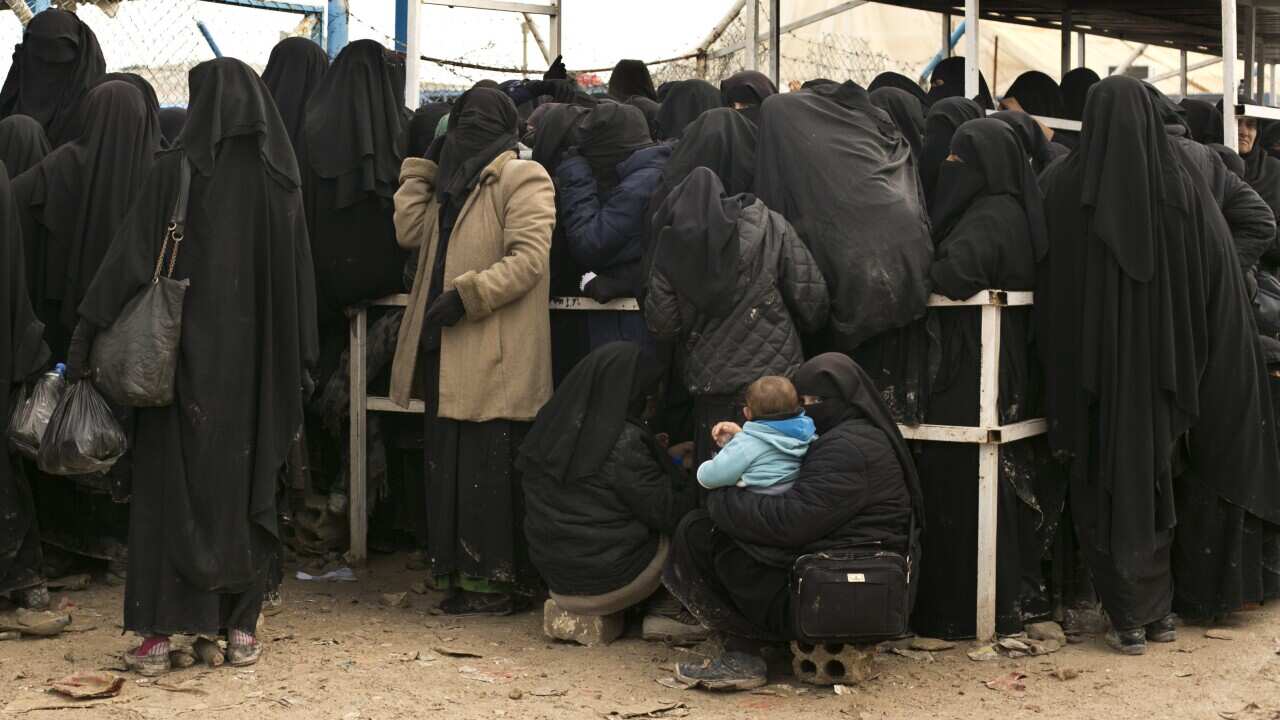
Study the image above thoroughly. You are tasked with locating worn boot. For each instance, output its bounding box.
[1145,615,1177,643]
[675,651,768,691]
[1105,627,1147,656]
[642,589,710,645]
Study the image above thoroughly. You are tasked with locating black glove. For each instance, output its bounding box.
[65,320,96,381]
[544,54,567,80]
[583,274,632,304]
[423,290,466,328]
[527,79,577,103]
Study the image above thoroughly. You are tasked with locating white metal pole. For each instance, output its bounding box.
[1273,63,1277,105]
[1224,0,1238,147]
[1077,31,1085,68]
[1258,43,1267,101]
[769,0,781,87]
[975,302,1002,642]
[549,0,561,60]
[942,12,951,59]
[964,0,979,99]
[1245,5,1256,102]
[1061,10,1071,79]
[1180,49,1189,96]
[404,0,421,108]
[349,308,368,564]
[745,0,759,71]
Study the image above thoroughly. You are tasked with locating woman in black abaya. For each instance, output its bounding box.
[927,56,993,109]
[912,118,1058,638]
[1060,67,1099,122]
[158,108,186,148]
[868,71,930,107]
[0,9,105,147]
[654,79,722,141]
[262,36,330,158]
[0,164,51,610]
[921,97,983,208]
[1239,114,1280,240]
[1000,70,1064,118]
[991,109,1068,174]
[720,70,776,126]
[70,57,317,674]
[0,114,50,179]
[1181,98,1226,145]
[608,59,657,102]
[870,87,925,164]
[1038,75,1280,654]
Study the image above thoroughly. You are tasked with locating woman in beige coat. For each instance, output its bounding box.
[389,88,555,615]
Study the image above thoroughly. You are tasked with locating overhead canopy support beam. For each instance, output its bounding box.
[1077,31,1085,67]
[421,0,554,12]
[1225,0,1239,148]
[1060,10,1071,78]
[1149,55,1219,83]
[521,12,550,65]
[964,0,978,99]
[1245,3,1257,102]
[1112,42,1149,76]
[707,0,866,60]
[745,0,758,70]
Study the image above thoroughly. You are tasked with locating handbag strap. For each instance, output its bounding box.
[151,156,193,282]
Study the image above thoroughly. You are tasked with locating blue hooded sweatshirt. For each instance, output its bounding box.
[696,414,817,495]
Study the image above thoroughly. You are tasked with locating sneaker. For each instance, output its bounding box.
[437,591,515,617]
[1145,615,1177,643]
[674,651,768,691]
[123,649,171,677]
[1105,628,1147,656]
[16,584,49,611]
[642,612,711,645]
[227,642,261,667]
[263,590,284,617]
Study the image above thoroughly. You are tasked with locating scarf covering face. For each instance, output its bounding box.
[1002,70,1064,118]
[407,102,451,159]
[158,107,187,149]
[180,57,300,189]
[262,36,330,154]
[652,167,745,318]
[626,95,660,139]
[0,114,50,178]
[931,118,1047,260]
[577,102,653,193]
[990,109,1065,173]
[303,39,405,202]
[608,59,657,102]
[792,353,925,530]
[1179,98,1224,145]
[928,57,993,109]
[655,79,723,141]
[921,97,983,207]
[868,71,930,107]
[1060,67,1100,121]
[434,87,518,203]
[720,70,777,108]
[531,102,588,172]
[0,9,104,146]
[515,342,659,483]
[870,87,926,163]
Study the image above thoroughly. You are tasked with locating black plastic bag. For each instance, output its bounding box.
[8,367,66,459]
[37,380,127,476]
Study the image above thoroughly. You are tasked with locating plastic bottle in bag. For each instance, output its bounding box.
[7,363,66,459]
[37,379,127,476]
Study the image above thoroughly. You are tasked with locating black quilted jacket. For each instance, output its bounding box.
[644,200,829,396]
[706,417,913,569]
[523,421,700,596]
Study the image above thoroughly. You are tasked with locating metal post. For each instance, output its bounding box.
[1273,63,1277,105]
[1181,50,1189,96]
[1060,10,1072,78]
[1245,4,1257,102]
[975,302,1002,642]
[964,0,979,99]
[745,0,759,71]
[404,0,420,108]
[29,0,49,13]
[942,12,951,59]
[1224,0,1239,147]
[548,0,561,60]
[326,0,348,59]
[348,307,368,564]
[394,0,407,52]
[769,0,781,87]
[1077,31,1085,68]
[1259,43,1267,102]
[522,18,529,78]
[195,20,224,57]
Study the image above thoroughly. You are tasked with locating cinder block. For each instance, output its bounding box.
[542,598,625,647]
[791,641,874,686]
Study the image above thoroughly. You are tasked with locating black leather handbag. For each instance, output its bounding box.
[90,157,191,407]
[790,514,918,643]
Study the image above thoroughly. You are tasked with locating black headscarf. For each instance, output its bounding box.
[1210,143,1246,178]
[14,79,160,330]
[655,79,722,141]
[79,56,318,593]
[626,95,661,139]
[1060,67,1100,121]
[1179,98,1224,145]
[921,97,983,207]
[802,78,837,89]
[0,114,49,179]
[1260,121,1280,160]
[577,102,653,194]
[262,36,330,155]
[515,342,660,483]
[407,102,452,159]
[0,9,105,146]
[870,86,925,163]
[868,71,930,107]
[793,353,924,528]
[435,87,518,203]
[721,70,777,108]
[928,57,993,109]
[92,73,162,136]
[303,39,405,205]
[991,109,1067,174]
[1242,119,1280,217]
[531,102,588,172]
[931,118,1047,259]
[651,167,745,318]
[608,59,657,102]
[1002,70,1064,118]
[158,107,187,149]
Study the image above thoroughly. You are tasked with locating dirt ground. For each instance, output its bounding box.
[3,553,1280,720]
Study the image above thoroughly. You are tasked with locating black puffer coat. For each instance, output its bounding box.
[706,417,912,569]
[645,199,828,395]
[523,422,699,596]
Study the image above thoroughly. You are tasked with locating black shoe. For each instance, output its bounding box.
[437,590,515,617]
[1145,615,1177,643]
[1105,628,1147,656]
[675,651,768,691]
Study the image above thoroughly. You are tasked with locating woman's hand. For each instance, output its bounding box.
[711,421,742,448]
[423,290,466,328]
[667,440,695,471]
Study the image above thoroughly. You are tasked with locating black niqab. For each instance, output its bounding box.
[608,59,657,102]
[652,167,744,318]
[262,36,330,155]
[0,9,105,146]
[303,39,405,205]
[1180,98,1224,145]
[158,107,187,149]
[868,71,930,107]
[0,114,49,178]
[578,102,652,194]
[928,57,993,109]
[435,88,518,203]
[531,102,588,172]
[720,70,777,108]
[1061,67,1100,121]
[1002,70,1064,118]
[870,86,925,162]
[626,95,660,138]
[655,79,722,141]
[921,97,982,207]
[990,109,1066,174]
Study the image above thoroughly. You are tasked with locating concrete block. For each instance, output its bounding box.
[542,599,624,647]
[791,641,875,686]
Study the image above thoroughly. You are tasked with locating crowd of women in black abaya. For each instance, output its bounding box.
[2,11,1280,681]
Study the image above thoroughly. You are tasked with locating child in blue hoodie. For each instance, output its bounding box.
[696,376,816,496]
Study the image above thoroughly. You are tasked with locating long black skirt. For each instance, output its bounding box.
[0,456,43,595]
[1172,469,1267,618]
